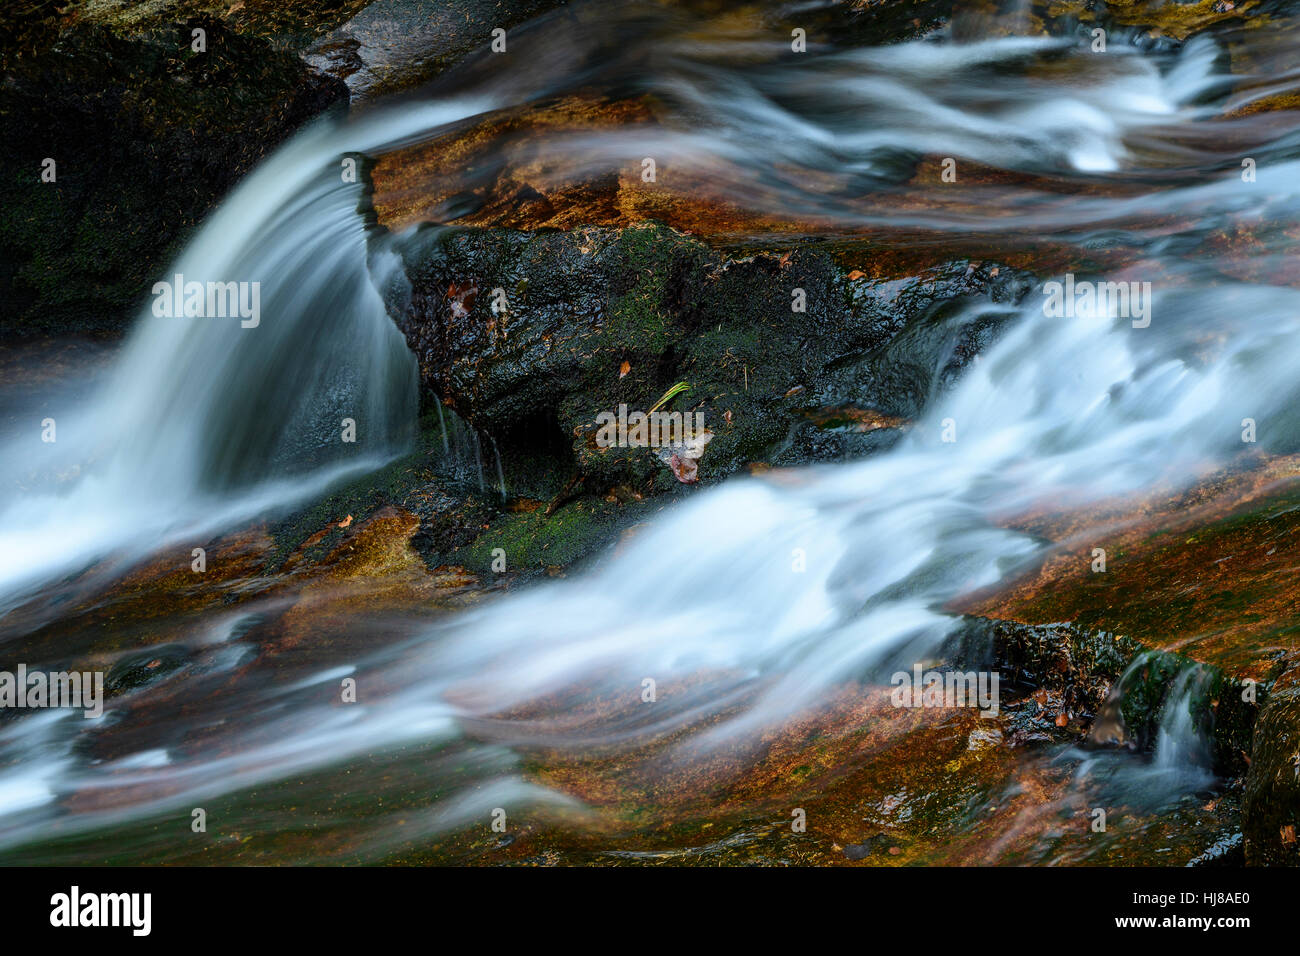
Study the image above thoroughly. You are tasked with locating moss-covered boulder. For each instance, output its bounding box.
[382,221,1034,497]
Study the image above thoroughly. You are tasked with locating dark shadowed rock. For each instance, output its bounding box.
[0,16,347,338]
[304,0,571,103]
[381,221,1034,497]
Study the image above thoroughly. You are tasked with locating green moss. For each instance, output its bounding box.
[603,224,698,353]
[448,496,660,574]
[1116,651,1191,745]
[263,450,432,571]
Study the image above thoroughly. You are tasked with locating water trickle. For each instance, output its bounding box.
[1075,651,1216,812]
[1153,665,1214,779]
[489,435,508,500]
[434,401,451,457]
[471,429,485,492]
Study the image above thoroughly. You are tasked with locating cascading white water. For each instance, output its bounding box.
[1,11,1298,858]
[0,15,1289,613]
[1153,665,1215,780]
[396,278,1300,752]
[0,101,504,617]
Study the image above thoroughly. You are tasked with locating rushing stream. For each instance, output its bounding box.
[2,3,1298,863]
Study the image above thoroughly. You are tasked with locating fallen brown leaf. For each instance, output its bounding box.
[667,453,698,483]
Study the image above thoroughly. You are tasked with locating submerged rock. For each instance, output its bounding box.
[104,645,193,696]
[304,0,571,103]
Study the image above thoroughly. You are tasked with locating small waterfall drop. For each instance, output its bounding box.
[0,8,1295,859]
[0,100,495,614]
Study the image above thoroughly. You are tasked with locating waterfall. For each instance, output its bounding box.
[0,101,498,615]
[1153,666,1214,781]
[0,10,1296,858]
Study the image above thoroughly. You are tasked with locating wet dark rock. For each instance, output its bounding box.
[842,832,893,860]
[947,617,1136,716]
[773,0,961,47]
[382,221,1032,497]
[0,17,347,339]
[258,400,655,578]
[303,0,571,103]
[1242,656,1300,865]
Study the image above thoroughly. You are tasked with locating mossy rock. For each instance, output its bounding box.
[1242,664,1300,865]
[384,220,1033,496]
